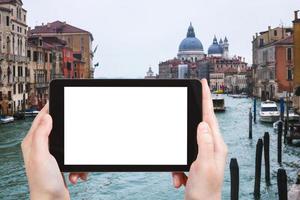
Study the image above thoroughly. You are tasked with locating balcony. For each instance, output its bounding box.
[35,82,49,89]
[7,55,29,63]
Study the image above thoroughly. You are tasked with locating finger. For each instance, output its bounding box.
[201,79,219,132]
[196,122,214,163]
[23,103,49,144]
[69,173,88,184]
[69,173,79,185]
[201,79,225,151]
[31,114,52,155]
[80,173,88,181]
[172,172,187,188]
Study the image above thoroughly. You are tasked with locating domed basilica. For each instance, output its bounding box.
[177,23,229,61]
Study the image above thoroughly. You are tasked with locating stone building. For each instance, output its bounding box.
[0,0,28,115]
[252,26,293,100]
[29,21,94,78]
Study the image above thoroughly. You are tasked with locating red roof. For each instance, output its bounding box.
[30,21,93,40]
[0,0,22,5]
[274,35,293,45]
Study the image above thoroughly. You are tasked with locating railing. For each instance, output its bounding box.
[35,82,49,89]
[7,55,29,63]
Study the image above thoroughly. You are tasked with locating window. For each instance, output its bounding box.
[18,66,23,77]
[23,14,26,22]
[13,84,16,94]
[33,51,38,62]
[259,38,264,47]
[274,30,277,36]
[49,53,53,63]
[287,68,293,81]
[287,48,292,61]
[27,50,31,59]
[25,67,29,77]
[8,91,11,100]
[45,53,48,62]
[0,91,2,101]
[6,16,9,26]
[13,65,15,77]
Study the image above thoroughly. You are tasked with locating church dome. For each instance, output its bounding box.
[178,23,204,52]
[208,36,223,55]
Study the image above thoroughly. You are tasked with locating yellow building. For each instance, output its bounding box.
[29,21,94,78]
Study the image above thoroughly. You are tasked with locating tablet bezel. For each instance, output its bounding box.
[49,79,202,172]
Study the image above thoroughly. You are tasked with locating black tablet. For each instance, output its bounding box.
[49,79,202,172]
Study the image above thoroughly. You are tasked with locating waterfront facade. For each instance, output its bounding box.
[252,26,293,100]
[293,11,300,112]
[0,0,28,115]
[29,21,94,78]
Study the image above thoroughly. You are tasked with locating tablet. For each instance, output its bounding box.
[49,79,202,172]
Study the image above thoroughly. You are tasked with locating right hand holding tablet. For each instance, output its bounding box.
[172,79,228,200]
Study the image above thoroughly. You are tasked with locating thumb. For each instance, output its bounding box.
[32,114,53,155]
[196,122,215,163]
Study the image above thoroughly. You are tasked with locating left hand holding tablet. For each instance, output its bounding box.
[21,103,87,200]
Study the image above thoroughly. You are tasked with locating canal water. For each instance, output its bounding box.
[1,96,300,199]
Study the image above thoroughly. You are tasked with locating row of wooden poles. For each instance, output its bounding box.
[229,107,288,200]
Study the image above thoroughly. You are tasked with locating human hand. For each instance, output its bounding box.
[172,79,228,200]
[21,104,88,200]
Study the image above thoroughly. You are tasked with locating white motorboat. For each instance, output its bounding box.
[0,116,14,124]
[259,100,280,123]
[229,94,248,98]
[24,109,39,117]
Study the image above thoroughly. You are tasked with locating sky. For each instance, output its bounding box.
[25,0,299,78]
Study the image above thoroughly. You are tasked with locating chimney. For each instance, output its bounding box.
[42,23,44,26]
[295,10,299,20]
[268,26,271,31]
[256,33,258,37]
[47,23,51,28]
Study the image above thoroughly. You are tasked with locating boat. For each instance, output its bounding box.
[259,100,280,123]
[229,94,248,98]
[0,116,14,124]
[24,109,39,117]
[13,112,25,120]
[284,109,300,121]
[213,95,226,112]
[213,90,224,94]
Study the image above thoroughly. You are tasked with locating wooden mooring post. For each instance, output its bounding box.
[263,132,270,186]
[278,121,283,164]
[249,108,252,139]
[253,98,257,123]
[284,119,288,144]
[230,158,239,200]
[277,168,287,200]
[254,138,263,198]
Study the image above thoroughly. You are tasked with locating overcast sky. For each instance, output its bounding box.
[25,0,298,78]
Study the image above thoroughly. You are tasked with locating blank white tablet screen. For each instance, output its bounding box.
[64,87,187,165]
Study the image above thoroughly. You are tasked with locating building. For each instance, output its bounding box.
[159,23,247,92]
[252,26,293,100]
[144,67,157,79]
[177,23,204,62]
[293,10,300,112]
[29,21,94,78]
[27,36,67,109]
[0,0,28,115]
